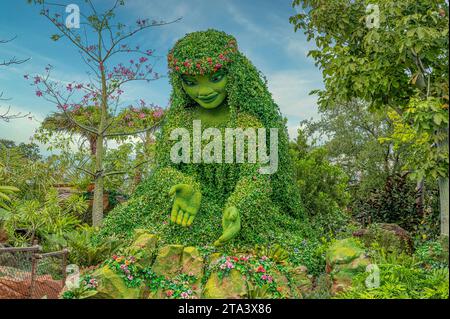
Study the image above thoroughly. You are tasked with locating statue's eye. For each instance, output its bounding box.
[210,71,225,83]
[182,77,196,86]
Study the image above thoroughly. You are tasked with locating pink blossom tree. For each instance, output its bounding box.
[26,0,179,226]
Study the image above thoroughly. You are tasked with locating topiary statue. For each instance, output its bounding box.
[99,29,305,249]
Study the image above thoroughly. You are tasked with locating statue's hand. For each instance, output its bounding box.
[214,206,241,247]
[169,184,202,227]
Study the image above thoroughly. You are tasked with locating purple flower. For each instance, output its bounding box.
[35,90,43,97]
[139,57,148,63]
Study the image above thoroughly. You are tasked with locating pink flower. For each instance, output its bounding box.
[138,113,146,119]
[35,90,43,97]
[261,274,268,280]
[153,108,164,119]
[34,76,41,84]
[256,265,266,273]
[127,275,133,281]
[180,292,189,299]
[166,290,173,297]
[139,57,148,63]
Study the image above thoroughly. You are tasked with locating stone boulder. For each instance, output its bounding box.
[181,246,204,277]
[353,223,413,254]
[61,232,316,299]
[326,238,370,295]
[90,266,145,299]
[129,229,158,267]
[152,244,184,277]
[203,269,247,299]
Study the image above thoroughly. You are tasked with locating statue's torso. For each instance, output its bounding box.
[157,106,265,200]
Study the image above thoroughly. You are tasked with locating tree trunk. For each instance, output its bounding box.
[92,60,107,227]
[439,177,449,237]
[92,133,104,227]
[439,126,449,239]
[415,179,425,218]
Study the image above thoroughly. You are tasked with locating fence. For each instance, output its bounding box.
[0,244,68,299]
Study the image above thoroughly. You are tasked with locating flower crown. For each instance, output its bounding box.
[168,38,238,75]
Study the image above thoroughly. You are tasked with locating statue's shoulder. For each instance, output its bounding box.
[235,111,264,128]
[164,106,194,128]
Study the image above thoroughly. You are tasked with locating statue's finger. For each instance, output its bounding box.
[181,213,189,227]
[213,238,223,247]
[170,204,179,223]
[187,215,195,226]
[169,185,177,196]
[169,184,183,196]
[176,209,184,224]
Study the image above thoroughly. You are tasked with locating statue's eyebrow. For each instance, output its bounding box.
[181,74,195,80]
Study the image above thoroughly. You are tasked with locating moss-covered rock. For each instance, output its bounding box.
[129,229,158,267]
[203,269,247,299]
[152,244,184,277]
[181,246,204,277]
[63,238,317,299]
[326,238,365,267]
[326,238,370,295]
[90,266,145,299]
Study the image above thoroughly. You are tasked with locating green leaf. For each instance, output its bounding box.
[51,34,61,41]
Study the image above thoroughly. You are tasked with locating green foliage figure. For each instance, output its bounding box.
[100,30,304,248]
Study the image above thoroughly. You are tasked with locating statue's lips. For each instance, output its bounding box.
[197,93,219,103]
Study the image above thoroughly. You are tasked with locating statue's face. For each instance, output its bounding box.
[180,70,228,109]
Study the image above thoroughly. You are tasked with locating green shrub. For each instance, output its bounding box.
[5,188,86,246]
[290,133,351,234]
[336,264,449,299]
[45,225,122,267]
[337,244,449,299]
[414,240,449,270]
[288,238,330,277]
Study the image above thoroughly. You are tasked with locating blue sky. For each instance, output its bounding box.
[0,0,323,148]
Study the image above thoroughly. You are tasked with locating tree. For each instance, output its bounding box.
[27,0,175,226]
[289,128,350,233]
[0,37,30,121]
[290,0,449,237]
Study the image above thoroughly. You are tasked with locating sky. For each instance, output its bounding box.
[0,0,323,151]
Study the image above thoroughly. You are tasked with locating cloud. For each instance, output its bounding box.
[267,70,323,140]
[0,104,42,144]
[268,70,321,119]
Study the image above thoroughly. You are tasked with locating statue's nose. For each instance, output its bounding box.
[198,86,215,97]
